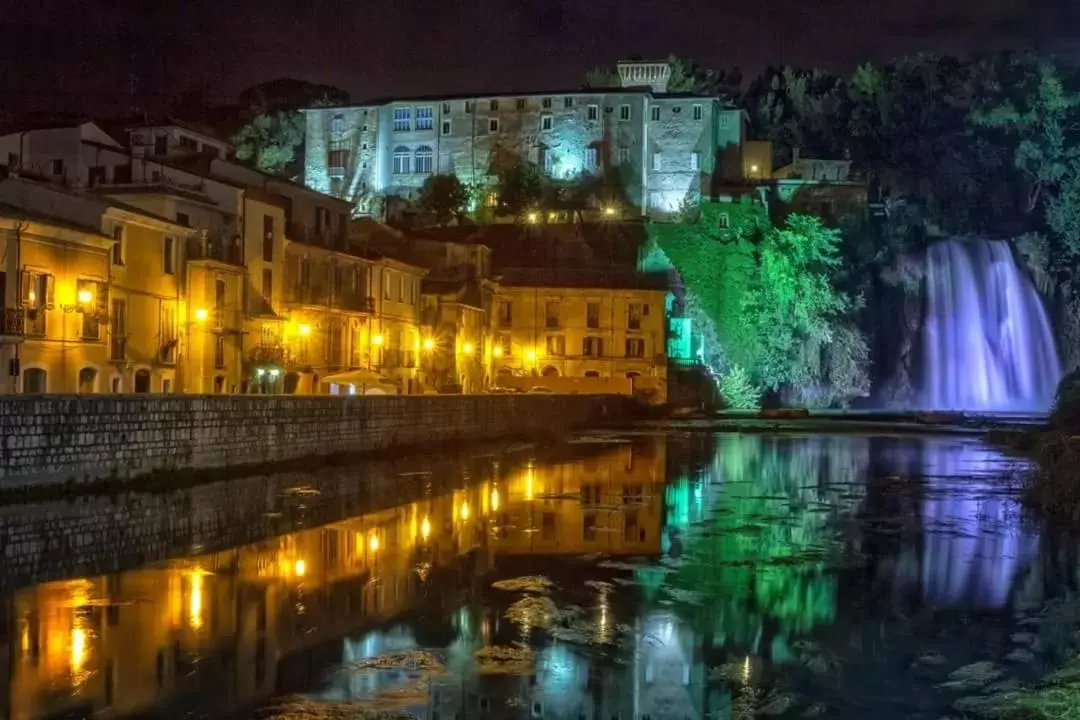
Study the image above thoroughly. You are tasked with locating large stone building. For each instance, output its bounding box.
[302,61,754,219]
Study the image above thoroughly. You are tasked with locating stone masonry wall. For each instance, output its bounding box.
[0,394,631,489]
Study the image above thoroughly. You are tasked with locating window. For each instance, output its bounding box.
[78,279,103,340]
[88,165,106,186]
[442,102,451,114]
[162,378,172,394]
[652,153,662,172]
[111,226,124,266]
[327,140,349,171]
[214,376,225,393]
[414,106,434,130]
[545,300,560,328]
[6,152,17,168]
[619,104,631,121]
[564,97,573,108]
[542,149,555,176]
[690,151,700,171]
[215,278,226,310]
[583,336,604,357]
[628,303,644,330]
[626,338,646,358]
[215,336,226,369]
[262,268,273,304]
[383,270,393,299]
[718,113,731,129]
[649,191,664,209]
[693,104,703,120]
[587,104,599,121]
[489,99,499,111]
[617,147,631,165]
[650,106,660,121]
[23,368,46,394]
[488,118,500,133]
[497,300,512,327]
[586,301,600,329]
[154,135,168,155]
[583,513,597,541]
[540,114,553,131]
[393,107,411,131]
[718,212,731,229]
[50,158,64,176]
[113,164,132,183]
[516,98,526,110]
[175,212,190,227]
[262,216,274,261]
[546,335,565,356]
[414,145,433,173]
[496,333,512,357]
[542,97,552,109]
[392,146,410,174]
[441,120,451,136]
[74,367,94,393]
[330,114,344,135]
[465,101,474,114]
[585,147,598,171]
[110,299,127,360]
[163,237,175,275]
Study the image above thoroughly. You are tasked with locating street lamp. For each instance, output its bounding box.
[462,342,474,355]
[372,334,384,346]
[423,337,435,351]
[298,323,311,337]
[493,346,503,358]
[194,308,208,323]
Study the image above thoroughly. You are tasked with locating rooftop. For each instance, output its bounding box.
[497,266,669,291]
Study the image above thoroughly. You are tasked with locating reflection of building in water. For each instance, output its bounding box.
[0,438,665,719]
[491,440,666,556]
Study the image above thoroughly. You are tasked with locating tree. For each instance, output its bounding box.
[231,78,350,178]
[666,55,742,100]
[232,111,305,173]
[417,174,470,225]
[495,161,546,216]
[584,66,620,89]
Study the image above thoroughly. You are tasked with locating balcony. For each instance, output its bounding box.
[1,307,24,337]
[110,337,127,362]
[187,236,243,266]
[285,285,375,314]
[335,292,375,314]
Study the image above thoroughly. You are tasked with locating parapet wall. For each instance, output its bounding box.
[0,394,632,489]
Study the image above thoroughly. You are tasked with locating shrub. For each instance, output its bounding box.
[721,365,763,410]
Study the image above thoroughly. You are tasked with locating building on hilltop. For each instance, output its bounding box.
[302,60,753,221]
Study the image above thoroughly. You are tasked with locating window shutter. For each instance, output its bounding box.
[643,304,649,316]
[20,270,31,305]
[96,282,109,321]
[45,275,55,309]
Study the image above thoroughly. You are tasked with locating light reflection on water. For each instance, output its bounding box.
[0,432,1060,719]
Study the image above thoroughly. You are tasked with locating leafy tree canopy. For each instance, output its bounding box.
[418,174,470,226]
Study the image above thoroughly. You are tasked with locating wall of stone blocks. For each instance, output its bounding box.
[0,394,631,489]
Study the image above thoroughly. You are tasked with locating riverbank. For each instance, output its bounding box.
[0,394,636,493]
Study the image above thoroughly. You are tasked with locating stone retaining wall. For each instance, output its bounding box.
[0,394,632,488]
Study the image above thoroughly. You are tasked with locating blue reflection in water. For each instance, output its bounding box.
[917,439,1038,608]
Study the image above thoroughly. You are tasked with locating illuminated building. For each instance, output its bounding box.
[302,61,751,220]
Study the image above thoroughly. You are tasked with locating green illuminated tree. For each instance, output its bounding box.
[232,111,305,173]
[494,161,546,217]
[417,174,470,226]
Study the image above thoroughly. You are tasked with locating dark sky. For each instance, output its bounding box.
[3,0,1078,118]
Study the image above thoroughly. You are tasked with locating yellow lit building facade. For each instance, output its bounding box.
[491,269,669,401]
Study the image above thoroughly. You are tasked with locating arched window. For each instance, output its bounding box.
[78,367,98,393]
[392,146,410,175]
[584,370,600,378]
[23,368,47,394]
[414,145,433,174]
[542,366,559,378]
[134,369,151,393]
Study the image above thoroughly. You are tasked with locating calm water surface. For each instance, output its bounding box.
[2,431,1076,719]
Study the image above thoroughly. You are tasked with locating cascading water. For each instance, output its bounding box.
[921,238,1062,412]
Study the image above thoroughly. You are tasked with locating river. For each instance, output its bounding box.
[1,429,1075,719]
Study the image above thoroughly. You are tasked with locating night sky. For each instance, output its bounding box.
[3,0,1078,118]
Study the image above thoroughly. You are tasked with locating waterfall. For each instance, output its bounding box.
[921,238,1062,412]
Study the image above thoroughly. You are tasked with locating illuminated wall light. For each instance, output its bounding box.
[460,501,470,521]
[462,342,474,355]
[70,625,87,675]
[189,572,204,631]
[294,559,306,577]
[526,212,539,223]
[423,337,435,350]
[421,516,431,540]
[493,346,503,358]
[372,334,384,346]
[525,464,535,500]
[77,289,93,305]
[525,349,537,362]
[298,323,312,337]
[603,206,617,216]
[491,487,500,512]
[369,532,380,552]
[195,308,208,322]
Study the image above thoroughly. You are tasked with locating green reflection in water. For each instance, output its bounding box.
[661,435,869,654]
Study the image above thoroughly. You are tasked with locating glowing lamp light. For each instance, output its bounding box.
[462,342,474,355]
[423,337,435,351]
[460,501,470,521]
[255,368,266,378]
[491,487,500,512]
[268,368,281,379]
[294,559,306,577]
[372,334,384,346]
[493,346,503,358]
[526,212,539,223]
[189,572,204,631]
[421,516,431,540]
[70,626,87,674]
[77,289,93,305]
[194,308,208,322]
[750,164,760,174]
[298,323,311,337]
[368,532,380,552]
[548,212,558,222]
[603,206,616,216]
[525,349,537,362]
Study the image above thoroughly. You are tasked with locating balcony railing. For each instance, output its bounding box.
[2,307,24,336]
[285,285,374,313]
[187,236,243,266]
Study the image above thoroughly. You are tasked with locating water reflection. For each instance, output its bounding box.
[0,432,1054,719]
